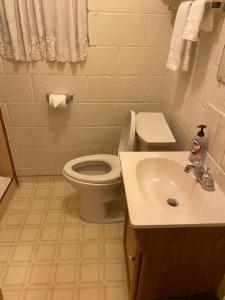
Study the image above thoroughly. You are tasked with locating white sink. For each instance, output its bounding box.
[120,152,225,228]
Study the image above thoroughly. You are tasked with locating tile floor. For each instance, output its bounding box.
[0,176,128,300]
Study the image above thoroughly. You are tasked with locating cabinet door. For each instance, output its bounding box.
[124,213,142,300]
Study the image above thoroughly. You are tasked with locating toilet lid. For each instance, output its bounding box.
[136,113,176,144]
[63,154,122,184]
[118,110,136,154]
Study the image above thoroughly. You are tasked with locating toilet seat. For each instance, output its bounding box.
[63,154,121,184]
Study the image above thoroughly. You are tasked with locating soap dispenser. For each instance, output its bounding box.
[189,125,207,163]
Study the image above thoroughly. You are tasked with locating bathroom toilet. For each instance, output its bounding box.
[63,110,136,223]
[63,111,176,223]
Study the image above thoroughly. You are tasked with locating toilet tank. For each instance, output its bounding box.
[136,113,176,151]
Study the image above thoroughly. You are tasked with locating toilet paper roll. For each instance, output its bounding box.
[48,94,67,109]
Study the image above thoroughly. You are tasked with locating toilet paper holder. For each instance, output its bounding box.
[46,94,73,103]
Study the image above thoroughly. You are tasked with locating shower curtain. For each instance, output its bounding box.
[0,0,88,62]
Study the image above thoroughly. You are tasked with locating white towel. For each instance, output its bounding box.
[166,1,192,71]
[182,0,207,71]
[183,0,207,42]
[182,41,193,71]
[182,10,213,71]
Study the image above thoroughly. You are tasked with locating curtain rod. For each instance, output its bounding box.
[169,1,225,11]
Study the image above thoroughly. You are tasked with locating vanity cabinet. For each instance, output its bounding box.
[124,213,143,300]
[0,108,17,218]
[124,212,225,300]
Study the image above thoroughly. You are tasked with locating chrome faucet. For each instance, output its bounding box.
[184,162,215,192]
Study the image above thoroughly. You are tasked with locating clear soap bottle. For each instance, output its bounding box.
[189,125,207,164]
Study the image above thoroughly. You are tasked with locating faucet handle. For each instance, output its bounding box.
[193,160,201,167]
[193,160,204,169]
[202,172,215,191]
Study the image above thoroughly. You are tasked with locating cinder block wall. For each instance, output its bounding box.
[164,13,225,172]
[0,0,173,175]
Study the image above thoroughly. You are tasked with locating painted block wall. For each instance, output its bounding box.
[164,12,225,174]
[0,0,174,175]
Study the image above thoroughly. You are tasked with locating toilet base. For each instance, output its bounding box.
[80,210,124,224]
[63,172,124,224]
[79,180,124,224]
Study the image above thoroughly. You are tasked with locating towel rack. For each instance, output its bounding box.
[169,1,225,11]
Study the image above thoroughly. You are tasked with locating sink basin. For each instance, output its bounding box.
[120,152,225,228]
[137,157,197,215]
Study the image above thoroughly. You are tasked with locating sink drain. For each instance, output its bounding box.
[167,198,179,207]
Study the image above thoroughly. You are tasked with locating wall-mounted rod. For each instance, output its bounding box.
[169,1,225,11]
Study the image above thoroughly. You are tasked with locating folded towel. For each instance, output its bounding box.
[182,41,193,71]
[183,0,207,42]
[184,9,214,72]
[182,0,207,71]
[166,1,192,71]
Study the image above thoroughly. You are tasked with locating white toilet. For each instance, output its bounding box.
[63,111,136,223]
[62,111,176,224]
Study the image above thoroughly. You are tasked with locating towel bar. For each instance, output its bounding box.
[169,1,225,11]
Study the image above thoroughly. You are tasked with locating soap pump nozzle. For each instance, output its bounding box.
[197,125,207,137]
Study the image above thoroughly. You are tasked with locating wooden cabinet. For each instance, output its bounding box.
[0,108,17,180]
[0,108,17,218]
[123,211,225,300]
[123,213,142,300]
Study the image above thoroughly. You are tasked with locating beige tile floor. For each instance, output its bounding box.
[0,176,128,300]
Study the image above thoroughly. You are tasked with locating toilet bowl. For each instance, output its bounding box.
[63,111,136,223]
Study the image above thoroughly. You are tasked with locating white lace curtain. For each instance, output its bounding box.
[0,0,88,62]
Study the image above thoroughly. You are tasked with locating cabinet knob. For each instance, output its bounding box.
[129,255,136,261]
